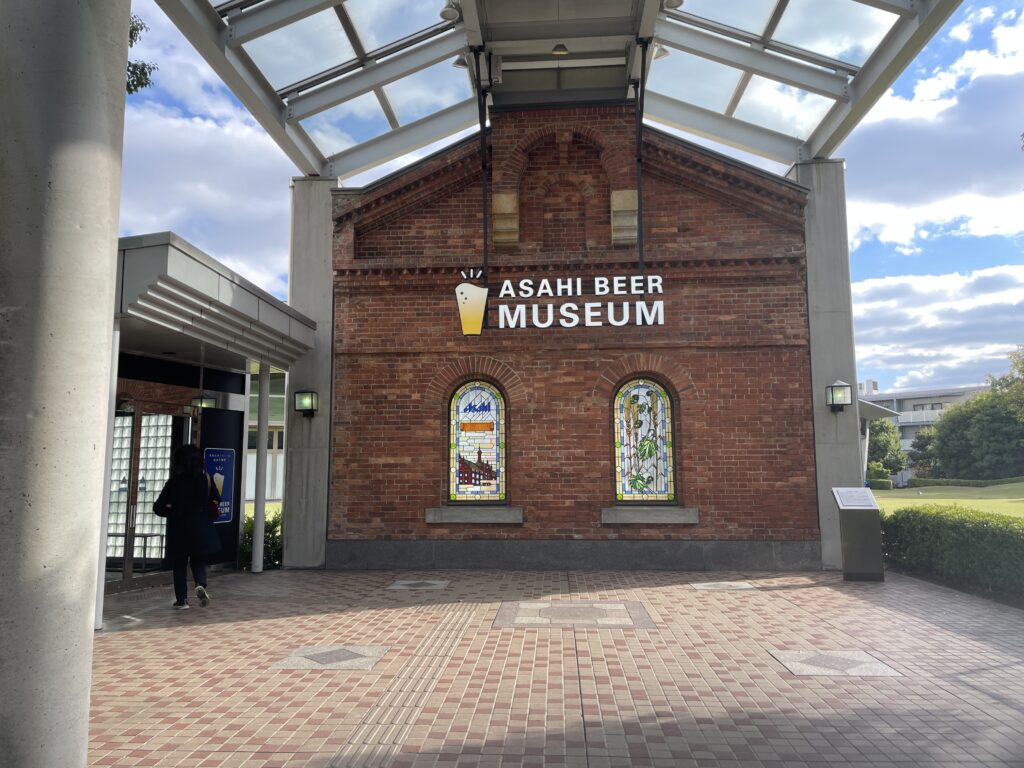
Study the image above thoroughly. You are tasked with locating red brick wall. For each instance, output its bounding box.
[331,104,817,542]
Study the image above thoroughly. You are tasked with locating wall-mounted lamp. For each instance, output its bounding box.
[439,0,461,21]
[551,43,569,56]
[825,380,853,412]
[294,390,319,418]
[191,395,216,410]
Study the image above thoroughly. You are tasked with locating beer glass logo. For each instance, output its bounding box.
[456,269,488,336]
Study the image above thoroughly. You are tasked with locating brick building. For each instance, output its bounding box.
[325,105,823,569]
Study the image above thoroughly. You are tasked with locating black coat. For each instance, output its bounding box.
[153,471,221,558]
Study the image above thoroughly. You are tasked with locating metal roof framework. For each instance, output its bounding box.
[155,0,962,180]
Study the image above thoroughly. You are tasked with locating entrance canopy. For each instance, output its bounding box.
[157,0,960,178]
[118,232,315,372]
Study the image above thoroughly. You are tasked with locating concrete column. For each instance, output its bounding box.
[788,159,862,570]
[95,319,122,631]
[0,2,131,765]
[252,360,271,572]
[283,177,336,568]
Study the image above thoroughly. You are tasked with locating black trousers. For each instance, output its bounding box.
[172,554,207,603]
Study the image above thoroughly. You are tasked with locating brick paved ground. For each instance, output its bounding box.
[91,570,1024,767]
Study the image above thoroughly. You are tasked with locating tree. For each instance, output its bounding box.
[907,426,938,477]
[867,418,907,475]
[932,392,1024,479]
[989,345,1024,424]
[127,14,157,94]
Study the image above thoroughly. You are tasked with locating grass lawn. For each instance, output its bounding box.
[875,481,1024,518]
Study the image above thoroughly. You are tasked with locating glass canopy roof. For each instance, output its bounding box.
[155,0,962,181]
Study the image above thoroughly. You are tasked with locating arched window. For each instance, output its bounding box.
[449,381,506,503]
[613,378,675,503]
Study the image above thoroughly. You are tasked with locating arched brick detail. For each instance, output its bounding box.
[524,172,603,251]
[424,356,527,410]
[590,353,702,414]
[497,125,629,193]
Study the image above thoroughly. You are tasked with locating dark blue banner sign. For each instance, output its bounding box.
[203,448,235,524]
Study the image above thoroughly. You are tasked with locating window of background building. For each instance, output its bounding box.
[449,381,505,503]
[613,378,676,503]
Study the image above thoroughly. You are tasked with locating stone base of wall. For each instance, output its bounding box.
[326,539,822,571]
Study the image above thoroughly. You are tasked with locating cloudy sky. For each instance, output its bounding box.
[122,0,1023,392]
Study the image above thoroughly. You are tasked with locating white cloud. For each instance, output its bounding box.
[863,7,1024,125]
[949,5,996,42]
[848,190,1024,250]
[853,266,1023,388]
[842,7,1024,254]
[123,0,297,298]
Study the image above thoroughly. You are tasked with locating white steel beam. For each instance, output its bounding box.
[487,36,632,55]
[802,0,961,159]
[327,98,478,179]
[656,22,850,101]
[645,91,803,164]
[627,0,663,83]
[157,0,325,174]
[460,0,483,47]
[851,0,918,16]
[287,27,466,121]
[223,0,337,47]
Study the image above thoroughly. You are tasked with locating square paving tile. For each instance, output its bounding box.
[691,580,758,591]
[273,645,390,670]
[769,649,901,677]
[386,579,450,590]
[492,600,656,629]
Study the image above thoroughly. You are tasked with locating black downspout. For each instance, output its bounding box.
[635,38,650,275]
[472,46,490,284]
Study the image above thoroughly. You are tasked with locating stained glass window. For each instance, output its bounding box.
[449,381,505,503]
[613,379,675,503]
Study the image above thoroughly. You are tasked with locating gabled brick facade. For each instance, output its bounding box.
[330,104,818,547]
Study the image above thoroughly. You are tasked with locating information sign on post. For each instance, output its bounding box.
[832,487,880,510]
[831,486,883,581]
[203,448,235,525]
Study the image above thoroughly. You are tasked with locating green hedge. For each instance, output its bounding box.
[907,476,1024,488]
[868,478,892,490]
[239,509,283,570]
[882,504,1024,596]
[867,461,889,480]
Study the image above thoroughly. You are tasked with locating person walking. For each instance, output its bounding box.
[153,444,221,609]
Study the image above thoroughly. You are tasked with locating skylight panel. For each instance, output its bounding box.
[243,10,356,90]
[675,0,779,36]
[300,92,391,157]
[647,50,743,114]
[732,75,835,138]
[772,0,898,66]
[382,58,473,125]
[344,0,445,51]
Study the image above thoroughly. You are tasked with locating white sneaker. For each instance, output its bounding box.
[173,600,189,609]
[196,586,210,607]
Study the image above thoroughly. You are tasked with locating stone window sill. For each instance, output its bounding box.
[425,506,524,524]
[600,506,699,524]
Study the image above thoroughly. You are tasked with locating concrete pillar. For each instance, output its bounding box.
[788,159,862,570]
[0,2,131,765]
[95,319,122,631]
[283,177,336,568]
[252,360,271,572]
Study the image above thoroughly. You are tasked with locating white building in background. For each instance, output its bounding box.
[860,381,990,452]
